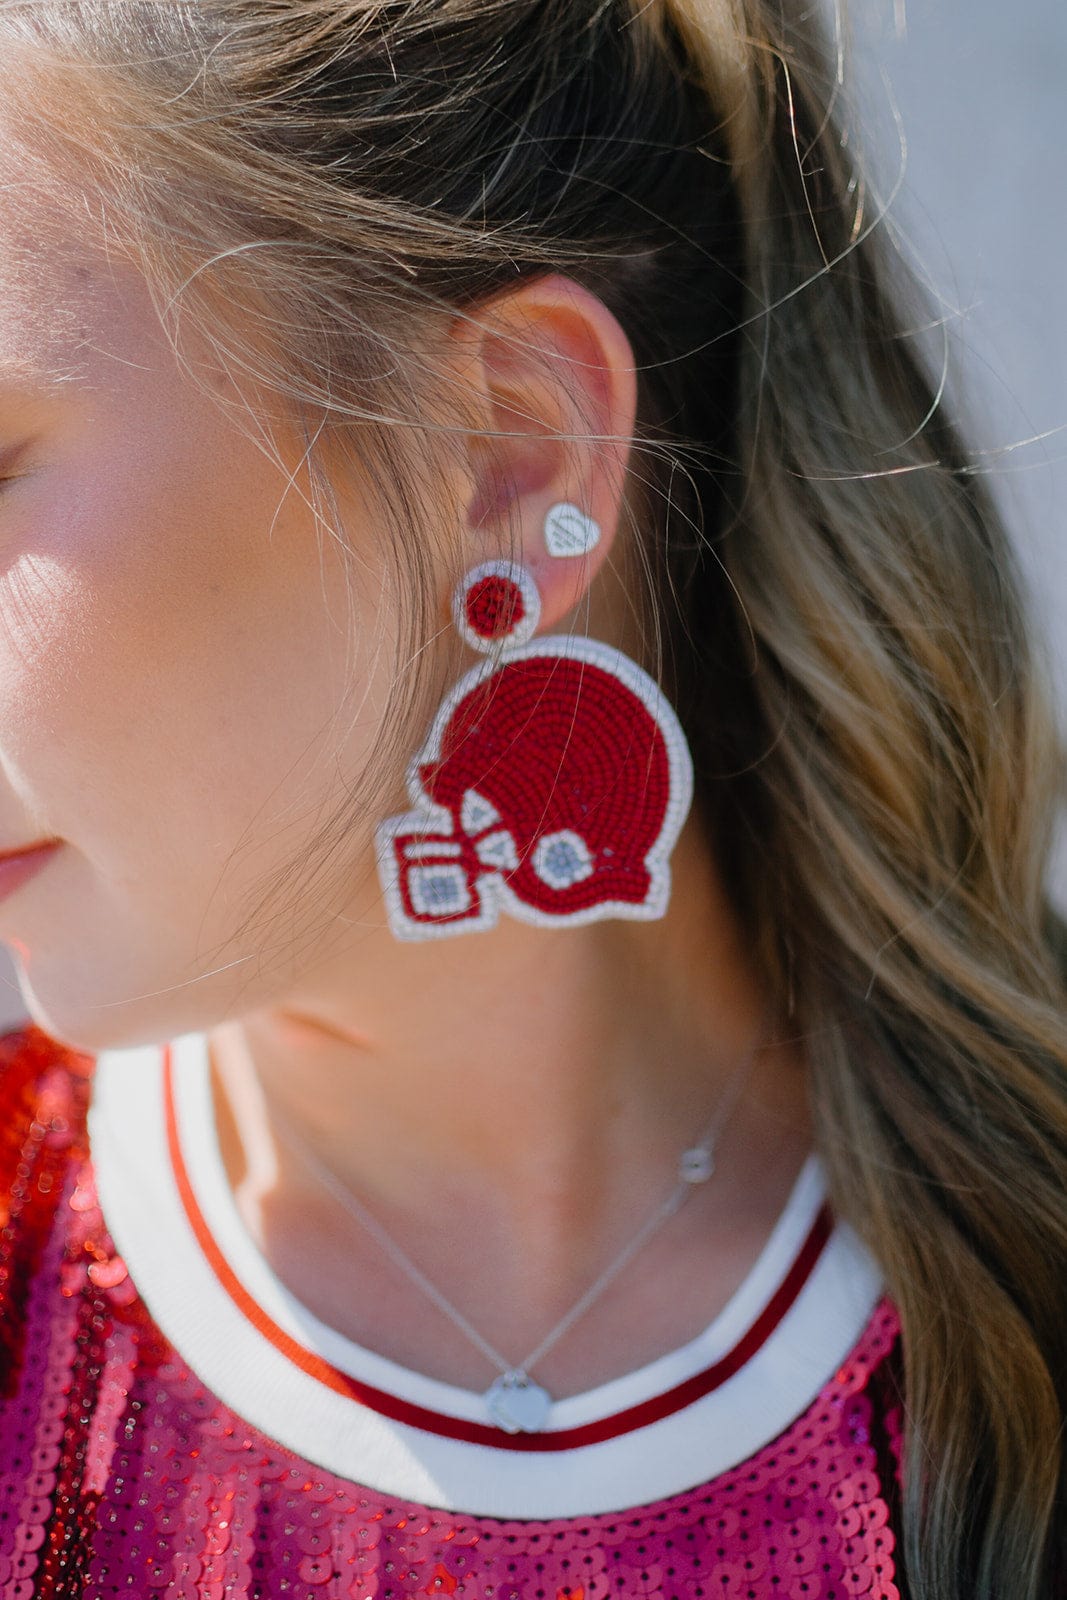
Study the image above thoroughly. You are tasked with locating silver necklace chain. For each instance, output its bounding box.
[271,1025,767,1434]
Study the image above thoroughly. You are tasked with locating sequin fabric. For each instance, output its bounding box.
[0,1028,906,1598]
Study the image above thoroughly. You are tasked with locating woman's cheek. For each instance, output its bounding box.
[0,551,108,783]
[0,428,392,930]
[0,533,212,886]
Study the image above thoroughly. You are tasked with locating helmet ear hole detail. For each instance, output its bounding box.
[452,560,542,653]
[532,830,594,890]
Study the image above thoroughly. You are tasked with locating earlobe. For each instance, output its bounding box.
[526,498,607,633]
[448,509,604,655]
[523,498,611,631]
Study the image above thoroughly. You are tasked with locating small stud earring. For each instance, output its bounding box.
[544,501,601,559]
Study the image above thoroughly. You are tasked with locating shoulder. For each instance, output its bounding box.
[0,1024,94,1191]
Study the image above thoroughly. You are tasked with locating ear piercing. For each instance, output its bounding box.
[544,501,602,558]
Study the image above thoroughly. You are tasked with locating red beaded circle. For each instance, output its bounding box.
[463,573,526,641]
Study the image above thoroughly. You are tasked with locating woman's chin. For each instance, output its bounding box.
[7,965,123,1055]
[8,959,194,1057]
[4,935,282,1058]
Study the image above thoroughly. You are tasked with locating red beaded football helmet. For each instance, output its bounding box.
[376,561,693,940]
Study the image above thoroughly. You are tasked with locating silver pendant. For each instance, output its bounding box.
[679,1146,714,1183]
[485,1370,552,1434]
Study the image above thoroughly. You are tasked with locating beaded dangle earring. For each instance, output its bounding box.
[375,502,694,941]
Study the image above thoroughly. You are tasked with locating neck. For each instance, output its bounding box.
[207,817,813,1390]
[216,821,790,1188]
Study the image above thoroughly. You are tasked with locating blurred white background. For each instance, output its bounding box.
[845,0,1067,901]
[0,1,1063,1031]
[851,3,1067,889]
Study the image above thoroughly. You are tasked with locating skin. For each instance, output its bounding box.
[0,174,812,1396]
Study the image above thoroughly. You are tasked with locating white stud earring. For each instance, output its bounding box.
[544,501,601,559]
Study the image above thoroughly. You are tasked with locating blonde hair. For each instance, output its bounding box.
[2,2,1065,1592]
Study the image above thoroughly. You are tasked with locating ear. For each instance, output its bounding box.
[444,273,638,632]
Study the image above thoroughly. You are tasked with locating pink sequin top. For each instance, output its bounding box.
[0,1026,906,1598]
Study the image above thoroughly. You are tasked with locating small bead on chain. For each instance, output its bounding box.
[679,1147,715,1184]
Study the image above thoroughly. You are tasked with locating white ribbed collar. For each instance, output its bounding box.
[89,1033,884,1518]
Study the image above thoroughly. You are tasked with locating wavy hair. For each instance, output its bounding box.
[1,2,1065,1592]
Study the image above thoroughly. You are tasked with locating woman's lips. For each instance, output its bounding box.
[0,840,61,905]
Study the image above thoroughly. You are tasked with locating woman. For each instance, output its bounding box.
[0,1,1062,1596]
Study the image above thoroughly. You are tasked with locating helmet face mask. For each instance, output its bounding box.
[376,635,694,942]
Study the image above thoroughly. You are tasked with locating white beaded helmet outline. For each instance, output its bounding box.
[375,631,695,942]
